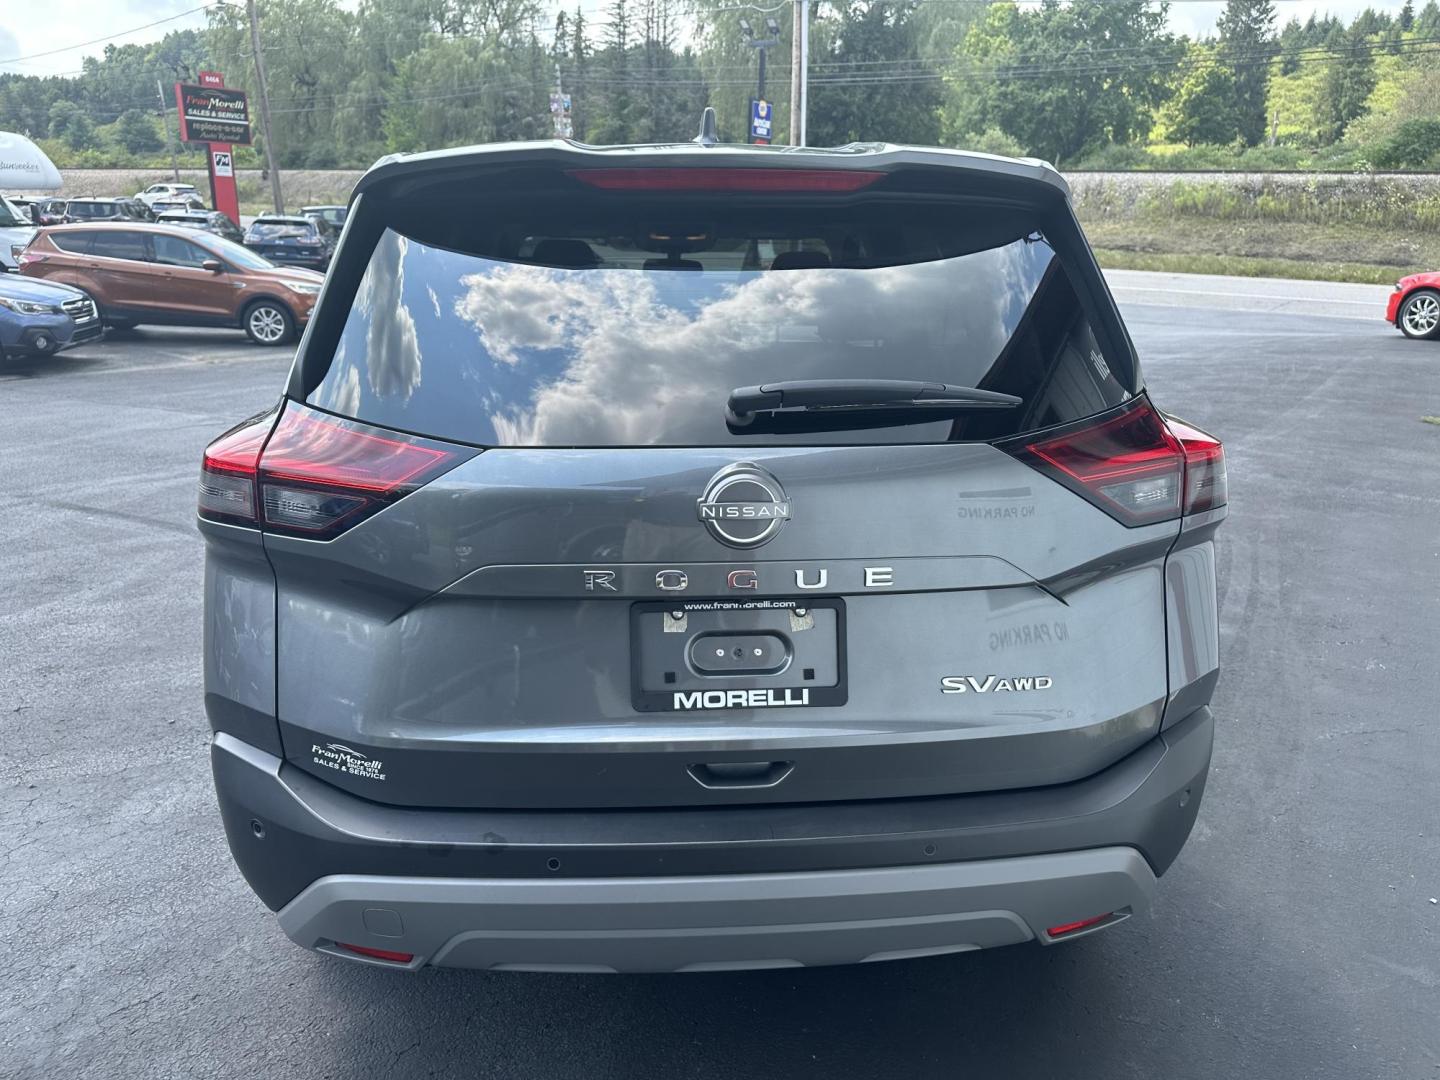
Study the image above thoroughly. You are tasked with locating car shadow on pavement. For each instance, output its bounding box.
[301,915,1355,1080]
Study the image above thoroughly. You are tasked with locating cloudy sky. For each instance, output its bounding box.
[0,0,1417,79]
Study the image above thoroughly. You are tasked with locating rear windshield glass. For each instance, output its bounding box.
[308,203,1133,447]
[69,202,119,218]
[249,222,316,240]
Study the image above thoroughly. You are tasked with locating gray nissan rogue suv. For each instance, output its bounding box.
[198,131,1226,972]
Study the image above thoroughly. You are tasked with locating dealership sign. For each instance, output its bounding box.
[175,83,252,145]
[173,73,243,227]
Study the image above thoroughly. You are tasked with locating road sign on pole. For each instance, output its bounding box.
[750,98,772,144]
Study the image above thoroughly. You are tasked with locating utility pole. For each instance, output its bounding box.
[157,79,180,181]
[246,0,284,214]
[798,0,808,146]
[788,0,808,146]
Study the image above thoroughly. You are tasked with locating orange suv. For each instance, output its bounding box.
[18,222,324,345]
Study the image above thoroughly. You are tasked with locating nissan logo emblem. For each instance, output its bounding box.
[696,463,790,548]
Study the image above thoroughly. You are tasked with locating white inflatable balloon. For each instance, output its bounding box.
[0,131,63,191]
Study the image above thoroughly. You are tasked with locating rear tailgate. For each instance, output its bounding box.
[264,436,1175,807]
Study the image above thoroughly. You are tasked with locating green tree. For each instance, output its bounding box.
[1350,7,1390,35]
[1415,0,1440,35]
[809,1,940,147]
[947,0,1180,166]
[1372,117,1440,168]
[1277,17,1305,75]
[115,108,163,154]
[381,35,549,151]
[1216,0,1277,146]
[48,100,86,139]
[586,0,636,143]
[1398,0,1415,30]
[1163,47,1240,146]
[1319,23,1376,144]
[0,75,67,136]
[207,0,362,169]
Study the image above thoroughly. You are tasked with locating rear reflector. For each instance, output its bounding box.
[198,403,469,539]
[1046,913,1114,939]
[336,942,414,964]
[567,168,884,193]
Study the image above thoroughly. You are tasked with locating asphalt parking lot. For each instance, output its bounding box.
[2,275,1437,1080]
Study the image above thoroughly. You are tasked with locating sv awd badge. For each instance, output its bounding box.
[941,675,1054,694]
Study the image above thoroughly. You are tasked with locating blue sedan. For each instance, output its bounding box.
[0,275,102,361]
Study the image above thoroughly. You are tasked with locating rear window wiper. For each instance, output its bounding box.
[726,379,1021,429]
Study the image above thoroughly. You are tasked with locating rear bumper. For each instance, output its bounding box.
[264,254,329,271]
[213,706,1213,969]
[279,848,1154,972]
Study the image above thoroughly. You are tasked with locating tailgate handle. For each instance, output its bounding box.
[688,761,794,789]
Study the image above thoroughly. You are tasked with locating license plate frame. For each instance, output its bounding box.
[630,597,847,713]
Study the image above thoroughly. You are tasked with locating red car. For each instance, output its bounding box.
[1388,272,1440,340]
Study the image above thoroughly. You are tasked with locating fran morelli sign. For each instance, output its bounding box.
[174,83,252,145]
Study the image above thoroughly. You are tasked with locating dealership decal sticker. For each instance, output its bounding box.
[312,743,386,781]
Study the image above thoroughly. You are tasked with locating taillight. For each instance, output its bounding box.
[16,249,45,268]
[1004,397,1183,526]
[199,403,467,538]
[198,408,276,525]
[1165,415,1228,514]
[567,167,884,193]
[257,403,463,539]
[1002,397,1225,526]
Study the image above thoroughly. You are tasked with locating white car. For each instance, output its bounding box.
[134,182,203,210]
[0,196,37,272]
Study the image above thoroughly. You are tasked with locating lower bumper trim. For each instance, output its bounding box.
[277,847,1154,973]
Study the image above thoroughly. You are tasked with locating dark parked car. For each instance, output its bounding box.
[63,197,134,222]
[19,222,322,345]
[0,274,102,361]
[116,196,155,221]
[300,204,347,230]
[198,129,1228,973]
[29,198,69,226]
[243,214,335,271]
[157,209,246,245]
